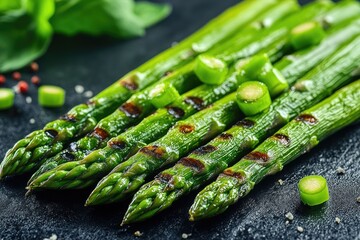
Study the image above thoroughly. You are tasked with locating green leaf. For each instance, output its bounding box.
[0,0,54,72]
[51,0,171,38]
[0,0,23,12]
[134,1,171,28]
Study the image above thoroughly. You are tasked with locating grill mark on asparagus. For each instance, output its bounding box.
[156,172,173,184]
[272,133,290,146]
[86,99,97,106]
[108,140,127,150]
[45,129,58,139]
[184,96,205,110]
[90,127,109,140]
[179,124,195,134]
[59,114,77,122]
[193,145,217,155]
[178,157,205,172]
[140,145,165,159]
[119,102,142,118]
[244,151,270,163]
[236,119,255,128]
[167,106,185,118]
[163,71,173,77]
[218,132,233,140]
[296,114,318,125]
[221,169,245,180]
[121,75,138,90]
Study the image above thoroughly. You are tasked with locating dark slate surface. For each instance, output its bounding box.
[0,0,359,239]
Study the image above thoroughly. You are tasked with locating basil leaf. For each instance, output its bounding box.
[0,0,54,72]
[51,0,171,38]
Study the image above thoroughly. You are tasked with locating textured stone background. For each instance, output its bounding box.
[1,0,359,239]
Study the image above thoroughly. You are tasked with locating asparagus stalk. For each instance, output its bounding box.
[122,33,360,224]
[0,0,279,178]
[189,80,360,220]
[27,0,338,192]
[27,0,300,182]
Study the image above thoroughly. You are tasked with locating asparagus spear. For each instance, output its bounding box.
[122,33,360,224]
[27,0,335,192]
[0,0,278,178]
[28,0,300,182]
[189,80,360,220]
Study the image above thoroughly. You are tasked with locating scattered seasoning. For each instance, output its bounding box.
[31,76,40,85]
[356,196,360,203]
[17,81,29,94]
[336,167,345,175]
[25,96,32,104]
[43,234,57,240]
[285,212,294,221]
[30,62,39,72]
[0,75,5,85]
[182,233,192,239]
[335,217,341,224]
[297,226,304,233]
[84,90,93,98]
[278,179,284,185]
[285,220,290,225]
[74,85,85,94]
[12,71,21,81]
[29,118,36,124]
[134,231,143,237]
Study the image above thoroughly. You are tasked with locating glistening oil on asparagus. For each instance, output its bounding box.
[1,0,281,178]
[189,80,360,220]
[27,0,300,182]
[121,34,360,224]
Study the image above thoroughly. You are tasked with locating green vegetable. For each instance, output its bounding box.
[18,1,299,182]
[149,83,180,108]
[0,88,15,110]
[1,0,276,178]
[194,54,228,85]
[0,0,54,72]
[298,175,330,206]
[189,79,360,220]
[290,21,326,50]
[28,1,300,191]
[50,0,171,38]
[236,81,271,116]
[239,54,289,97]
[38,85,66,108]
[122,33,360,223]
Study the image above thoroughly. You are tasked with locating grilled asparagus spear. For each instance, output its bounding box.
[122,33,360,224]
[26,0,336,192]
[1,0,279,178]
[28,0,300,182]
[189,80,360,220]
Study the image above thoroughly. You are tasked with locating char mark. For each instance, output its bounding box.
[179,124,195,134]
[167,106,185,119]
[140,145,165,159]
[221,169,245,180]
[193,145,217,155]
[236,119,255,128]
[108,140,127,150]
[45,129,58,139]
[119,102,142,118]
[295,114,318,125]
[218,133,233,140]
[156,172,173,184]
[244,151,270,163]
[163,71,173,77]
[272,133,290,146]
[178,157,205,172]
[184,96,205,110]
[121,75,138,91]
[91,127,109,140]
[59,114,77,122]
